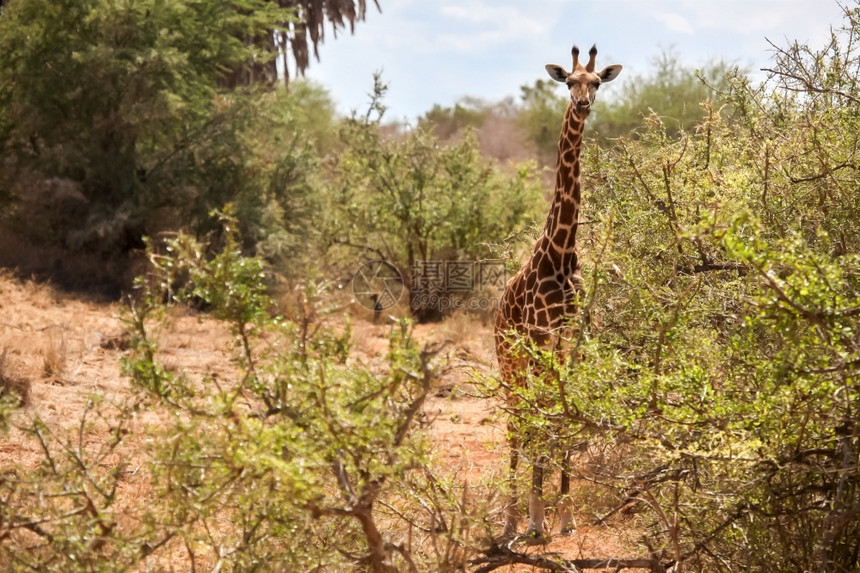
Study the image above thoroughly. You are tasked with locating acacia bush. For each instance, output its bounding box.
[325,76,544,321]
[504,7,860,571]
[589,49,737,141]
[0,217,492,571]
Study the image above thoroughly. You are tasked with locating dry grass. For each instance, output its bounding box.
[40,327,68,379]
[0,269,125,421]
[439,311,475,346]
[0,347,31,406]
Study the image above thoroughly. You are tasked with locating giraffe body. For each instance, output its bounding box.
[495,44,621,540]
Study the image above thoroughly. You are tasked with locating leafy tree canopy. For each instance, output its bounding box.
[0,0,292,290]
[590,48,740,139]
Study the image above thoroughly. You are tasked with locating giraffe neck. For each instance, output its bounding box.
[537,104,586,267]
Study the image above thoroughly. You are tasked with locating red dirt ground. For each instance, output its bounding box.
[0,272,646,570]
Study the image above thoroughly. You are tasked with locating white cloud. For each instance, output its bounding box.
[436,2,549,52]
[304,0,850,120]
[655,12,695,34]
[651,1,842,38]
[439,2,543,26]
[439,5,490,24]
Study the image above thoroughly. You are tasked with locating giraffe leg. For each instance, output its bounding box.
[525,456,547,542]
[559,449,575,534]
[503,436,519,538]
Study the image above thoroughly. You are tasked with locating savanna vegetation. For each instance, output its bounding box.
[0,0,859,571]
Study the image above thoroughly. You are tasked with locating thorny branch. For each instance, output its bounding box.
[306,340,447,572]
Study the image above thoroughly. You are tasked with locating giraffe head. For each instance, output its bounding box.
[545,44,622,113]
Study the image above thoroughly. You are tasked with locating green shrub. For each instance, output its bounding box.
[505,10,860,569]
[0,216,483,571]
[325,75,544,321]
[0,0,291,290]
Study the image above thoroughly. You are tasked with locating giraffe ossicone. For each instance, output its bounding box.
[494,43,622,541]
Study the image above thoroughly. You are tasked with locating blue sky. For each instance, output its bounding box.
[301,0,848,121]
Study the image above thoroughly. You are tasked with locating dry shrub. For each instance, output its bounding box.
[475,115,534,164]
[569,441,649,524]
[0,347,31,407]
[40,327,68,379]
[440,311,475,347]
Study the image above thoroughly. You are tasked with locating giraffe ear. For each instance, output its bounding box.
[598,64,623,83]
[545,64,569,83]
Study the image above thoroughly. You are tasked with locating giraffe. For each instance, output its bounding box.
[494,44,622,541]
